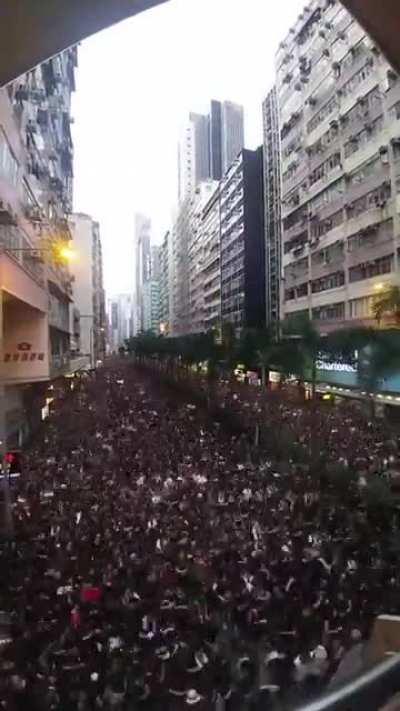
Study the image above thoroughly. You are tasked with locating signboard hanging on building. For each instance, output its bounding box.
[1,299,49,383]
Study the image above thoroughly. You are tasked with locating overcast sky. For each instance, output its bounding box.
[72,0,305,296]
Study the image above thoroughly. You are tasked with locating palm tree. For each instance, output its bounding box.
[373,285,400,326]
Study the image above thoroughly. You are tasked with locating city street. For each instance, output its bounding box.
[0,363,398,709]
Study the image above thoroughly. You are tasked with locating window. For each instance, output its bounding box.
[344,116,384,158]
[311,271,345,294]
[389,101,400,121]
[283,230,308,254]
[310,209,344,239]
[340,61,374,99]
[309,179,345,212]
[309,152,341,186]
[347,183,391,218]
[349,254,394,283]
[312,302,345,321]
[347,219,393,252]
[341,86,381,129]
[347,156,381,186]
[307,96,338,135]
[0,129,19,186]
[349,296,375,319]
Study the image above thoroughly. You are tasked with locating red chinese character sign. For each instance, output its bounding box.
[1,306,49,383]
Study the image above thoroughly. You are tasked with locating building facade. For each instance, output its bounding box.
[178,101,245,202]
[159,232,171,334]
[262,86,282,326]
[107,294,134,352]
[142,244,161,334]
[199,183,221,332]
[134,213,151,333]
[209,100,223,181]
[220,148,266,334]
[142,279,161,333]
[0,48,77,446]
[69,213,106,365]
[277,0,400,332]
[221,101,245,175]
[178,113,210,203]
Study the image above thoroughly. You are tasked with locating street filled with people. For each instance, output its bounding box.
[1,364,400,710]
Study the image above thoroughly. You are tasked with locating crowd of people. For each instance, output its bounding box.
[0,364,399,710]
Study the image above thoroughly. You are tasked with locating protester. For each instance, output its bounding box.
[0,364,398,710]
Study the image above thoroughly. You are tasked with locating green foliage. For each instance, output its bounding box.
[372,285,400,325]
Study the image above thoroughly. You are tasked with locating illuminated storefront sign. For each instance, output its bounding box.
[316,360,357,373]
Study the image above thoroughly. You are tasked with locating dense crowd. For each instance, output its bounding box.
[0,365,399,710]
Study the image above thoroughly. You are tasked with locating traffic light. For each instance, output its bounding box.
[6,452,22,478]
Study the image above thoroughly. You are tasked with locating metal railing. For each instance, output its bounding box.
[296,655,400,711]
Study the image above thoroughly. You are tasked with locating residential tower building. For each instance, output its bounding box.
[68,213,106,365]
[220,148,265,334]
[277,0,400,331]
[262,86,282,326]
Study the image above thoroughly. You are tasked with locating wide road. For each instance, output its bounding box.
[0,364,395,710]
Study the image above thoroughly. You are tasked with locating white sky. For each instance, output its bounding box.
[72,0,305,296]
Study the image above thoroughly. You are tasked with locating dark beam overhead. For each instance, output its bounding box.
[0,0,169,87]
[341,0,400,73]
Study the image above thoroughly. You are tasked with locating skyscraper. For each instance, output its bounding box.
[134,214,151,333]
[221,101,245,175]
[178,101,245,202]
[262,86,282,326]
[220,149,265,334]
[209,100,223,180]
[178,113,210,202]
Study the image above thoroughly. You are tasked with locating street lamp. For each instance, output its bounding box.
[3,242,77,264]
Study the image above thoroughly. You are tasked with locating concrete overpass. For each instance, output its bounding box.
[0,1,398,88]
[0,0,169,87]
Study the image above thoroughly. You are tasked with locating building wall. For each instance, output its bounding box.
[134,213,151,333]
[277,0,400,332]
[221,101,245,175]
[69,213,105,363]
[220,149,265,334]
[0,48,76,445]
[159,231,170,333]
[210,100,222,180]
[200,184,221,332]
[262,86,282,326]
[178,114,210,203]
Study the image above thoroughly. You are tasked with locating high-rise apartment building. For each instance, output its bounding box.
[142,244,161,334]
[0,48,77,446]
[188,181,219,334]
[134,214,151,333]
[278,0,400,331]
[220,148,265,334]
[209,100,223,180]
[200,184,221,332]
[159,231,172,334]
[178,113,210,203]
[221,101,245,175]
[262,86,282,326]
[172,182,215,335]
[69,213,106,365]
